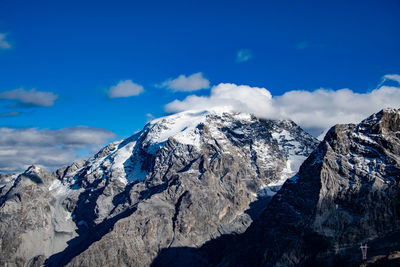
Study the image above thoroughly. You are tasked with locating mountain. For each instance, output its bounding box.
[0,108,318,267]
[189,108,400,267]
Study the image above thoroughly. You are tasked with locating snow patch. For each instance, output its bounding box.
[125,159,147,183]
[49,179,70,196]
[352,132,377,145]
[0,174,18,187]
[109,140,136,184]
[145,107,249,150]
[258,183,281,197]
[258,129,308,197]
[146,110,208,148]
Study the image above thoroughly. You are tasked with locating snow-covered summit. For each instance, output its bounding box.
[64,108,318,192]
[24,165,44,175]
[143,107,253,152]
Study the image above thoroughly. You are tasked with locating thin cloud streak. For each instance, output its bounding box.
[0,33,11,49]
[382,74,400,84]
[236,49,252,62]
[0,126,116,173]
[0,111,20,117]
[0,88,58,107]
[296,41,309,50]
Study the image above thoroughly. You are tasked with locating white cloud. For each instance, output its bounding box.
[236,49,252,62]
[159,72,210,92]
[165,83,276,117]
[165,75,400,137]
[0,33,11,49]
[0,88,58,107]
[108,80,144,98]
[0,126,115,173]
[274,86,400,135]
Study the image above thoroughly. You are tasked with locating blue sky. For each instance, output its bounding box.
[1,0,400,172]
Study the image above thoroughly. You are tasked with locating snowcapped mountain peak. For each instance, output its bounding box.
[381,107,399,114]
[66,108,317,193]
[144,110,208,152]
[143,107,253,151]
[25,165,42,173]
[71,108,257,185]
[23,165,46,178]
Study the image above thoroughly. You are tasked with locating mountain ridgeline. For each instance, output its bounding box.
[1,108,399,266]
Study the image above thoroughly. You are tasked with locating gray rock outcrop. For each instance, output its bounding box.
[0,166,77,266]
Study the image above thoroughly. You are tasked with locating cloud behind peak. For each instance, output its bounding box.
[165,75,400,137]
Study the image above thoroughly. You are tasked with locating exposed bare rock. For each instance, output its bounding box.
[0,166,77,267]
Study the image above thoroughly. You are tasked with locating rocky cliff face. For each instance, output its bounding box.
[209,108,400,266]
[0,108,317,267]
[0,166,78,267]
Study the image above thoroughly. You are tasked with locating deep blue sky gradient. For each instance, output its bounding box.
[0,0,399,137]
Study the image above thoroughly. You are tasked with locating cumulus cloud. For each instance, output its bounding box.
[274,86,400,136]
[0,126,115,173]
[236,49,252,62]
[0,88,58,107]
[165,83,276,117]
[165,75,400,137]
[159,72,210,92]
[108,80,144,98]
[0,33,11,49]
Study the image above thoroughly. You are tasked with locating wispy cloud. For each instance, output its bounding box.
[165,74,400,137]
[0,33,11,49]
[145,113,155,121]
[107,80,144,98]
[0,88,58,107]
[158,72,210,92]
[382,74,400,84]
[0,126,115,173]
[0,111,20,117]
[296,41,309,50]
[236,49,252,62]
